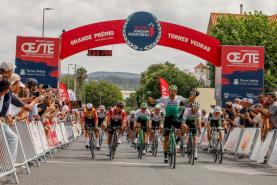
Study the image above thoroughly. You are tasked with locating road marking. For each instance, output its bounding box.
[202,165,267,175]
[47,160,168,167]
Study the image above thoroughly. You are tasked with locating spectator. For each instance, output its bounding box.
[238,98,253,128]
[260,93,277,129]
[233,98,242,111]
[252,103,269,140]
[258,94,268,109]
[201,109,208,128]
[223,101,236,129]
[0,77,18,163]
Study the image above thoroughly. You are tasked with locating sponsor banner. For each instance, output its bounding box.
[220,46,264,104]
[224,128,242,152]
[87,50,112,56]
[158,21,221,66]
[159,77,169,97]
[236,128,257,155]
[60,20,126,59]
[28,122,44,155]
[15,36,60,88]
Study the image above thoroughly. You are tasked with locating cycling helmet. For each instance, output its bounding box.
[214,106,221,113]
[169,84,178,91]
[86,103,93,109]
[154,104,161,110]
[140,102,148,109]
[130,111,136,115]
[116,101,124,108]
[191,101,200,108]
[25,78,38,87]
[99,105,105,110]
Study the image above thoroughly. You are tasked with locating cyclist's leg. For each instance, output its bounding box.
[190,124,198,159]
[173,119,182,152]
[163,117,171,162]
[207,122,212,142]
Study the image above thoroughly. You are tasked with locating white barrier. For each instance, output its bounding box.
[267,129,277,167]
[199,128,209,147]
[60,122,69,144]
[0,123,19,184]
[250,130,274,163]
[224,128,243,153]
[28,122,44,156]
[236,128,259,156]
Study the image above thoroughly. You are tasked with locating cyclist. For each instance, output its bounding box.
[107,102,126,152]
[97,105,107,128]
[83,103,99,149]
[155,85,199,163]
[127,111,136,147]
[149,104,164,150]
[183,101,202,160]
[134,103,151,155]
[207,106,225,147]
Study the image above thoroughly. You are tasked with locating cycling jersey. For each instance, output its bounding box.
[208,112,223,128]
[97,110,106,126]
[128,115,135,130]
[107,108,126,127]
[157,96,189,118]
[84,108,98,128]
[151,112,164,128]
[183,108,201,135]
[135,109,150,132]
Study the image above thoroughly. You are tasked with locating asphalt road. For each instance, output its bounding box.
[2,136,277,185]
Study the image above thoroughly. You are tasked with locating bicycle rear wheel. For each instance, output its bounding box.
[217,140,223,164]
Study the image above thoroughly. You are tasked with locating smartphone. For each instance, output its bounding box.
[35,91,40,97]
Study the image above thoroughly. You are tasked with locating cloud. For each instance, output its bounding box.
[0,0,276,74]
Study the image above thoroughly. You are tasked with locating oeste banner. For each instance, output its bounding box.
[220,46,264,104]
[15,36,60,88]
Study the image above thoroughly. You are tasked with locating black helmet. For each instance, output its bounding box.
[116,101,124,108]
[25,78,38,88]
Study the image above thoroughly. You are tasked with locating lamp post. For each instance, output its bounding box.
[42,8,54,37]
[67,64,73,89]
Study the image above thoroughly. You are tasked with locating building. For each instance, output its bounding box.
[184,63,211,87]
[207,12,277,35]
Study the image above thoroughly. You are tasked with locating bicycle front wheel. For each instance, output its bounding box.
[89,137,95,159]
[217,140,223,164]
[212,139,218,163]
[188,138,195,165]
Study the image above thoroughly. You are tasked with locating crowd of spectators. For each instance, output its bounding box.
[0,61,79,164]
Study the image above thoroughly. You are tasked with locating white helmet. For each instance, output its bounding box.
[86,103,93,109]
[154,104,161,110]
[214,106,221,113]
[130,111,136,115]
[99,105,105,110]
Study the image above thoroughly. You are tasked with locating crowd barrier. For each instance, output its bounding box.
[0,119,82,184]
[199,127,277,167]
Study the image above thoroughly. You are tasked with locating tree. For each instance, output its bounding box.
[85,80,123,108]
[208,11,277,92]
[136,62,198,104]
[61,75,74,90]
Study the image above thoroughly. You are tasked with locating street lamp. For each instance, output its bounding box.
[67,64,73,89]
[42,8,54,37]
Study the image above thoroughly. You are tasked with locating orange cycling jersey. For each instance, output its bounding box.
[84,108,98,121]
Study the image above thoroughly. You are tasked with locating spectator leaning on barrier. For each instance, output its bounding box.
[0,77,18,163]
[259,93,277,130]
[223,101,236,129]
[237,98,253,128]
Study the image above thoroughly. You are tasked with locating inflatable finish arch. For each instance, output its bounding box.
[60,13,221,66]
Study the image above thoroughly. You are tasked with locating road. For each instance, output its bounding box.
[4,136,277,185]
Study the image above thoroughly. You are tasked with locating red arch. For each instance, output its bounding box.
[60,20,221,66]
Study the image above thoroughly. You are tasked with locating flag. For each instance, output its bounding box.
[160,77,169,97]
[59,82,71,107]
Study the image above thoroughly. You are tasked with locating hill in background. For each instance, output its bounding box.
[87,71,140,90]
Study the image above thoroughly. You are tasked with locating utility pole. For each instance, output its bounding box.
[74,64,77,98]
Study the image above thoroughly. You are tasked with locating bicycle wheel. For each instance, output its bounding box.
[180,139,185,158]
[212,139,218,163]
[89,135,95,159]
[99,130,104,147]
[217,140,223,164]
[172,149,176,169]
[112,133,117,160]
[188,137,195,165]
[152,136,158,157]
